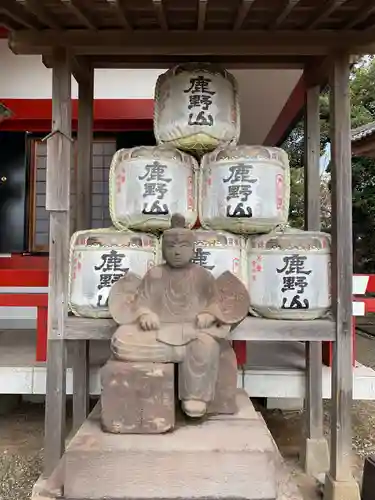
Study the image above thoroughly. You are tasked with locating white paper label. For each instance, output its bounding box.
[70,247,155,312]
[249,252,330,312]
[113,158,194,223]
[202,160,286,221]
[192,246,241,279]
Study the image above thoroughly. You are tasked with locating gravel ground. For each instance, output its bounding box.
[1,332,375,499]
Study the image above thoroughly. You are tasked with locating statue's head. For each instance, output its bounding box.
[162,214,195,268]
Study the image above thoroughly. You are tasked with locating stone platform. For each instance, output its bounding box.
[61,390,302,500]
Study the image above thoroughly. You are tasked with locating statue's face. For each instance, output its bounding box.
[162,234,194,268]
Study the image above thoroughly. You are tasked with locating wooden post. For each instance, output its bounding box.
[44,47,72,477]
[324,53,360,500]
[72,65,94,433]
[303,85,329,476]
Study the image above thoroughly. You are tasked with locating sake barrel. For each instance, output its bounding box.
[247,228,331,320]
[69,228,159,318]
[109,146,198,232]
[199,145,290,234]
[154,63,240,155]
[193,230,247,283]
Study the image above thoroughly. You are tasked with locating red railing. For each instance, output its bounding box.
[0,255,48,361]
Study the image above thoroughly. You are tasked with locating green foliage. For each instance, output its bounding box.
[282,57,375,271]
[352,156,375,273]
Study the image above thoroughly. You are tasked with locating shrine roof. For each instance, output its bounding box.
[3,1,375,64]
[352,121,375,142]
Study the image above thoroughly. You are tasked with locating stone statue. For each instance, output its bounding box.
[101,214,249,433]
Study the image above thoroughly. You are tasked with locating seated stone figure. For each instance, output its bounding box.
[102,214,249,432]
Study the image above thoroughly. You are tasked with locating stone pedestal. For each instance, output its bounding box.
[64,390,279,500]
[101,360,175,434]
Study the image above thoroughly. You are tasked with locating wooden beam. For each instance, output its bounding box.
[342,2,375,30]
[60,0,97,30]
[1,0,41,29]
[18,0,61,29]
[264,75,305,147]
[233,0,256,30]
[85,54,305,69]
[268,0,301,30]
[305,0,347,30]
[44,53,92,84]
[72,341,90,432]
[72,56,92,84]
[153,0,168,30]
[72,64,93,433]
[303,85,329,476]
[305,55,332,88]
[327,52,356,488]
[304,86,321,230]
[0,14,20,30]
[44,46,72,478]
[9,29,375,56]
[197,0,207,31]
[106,0,131,30]
[76,65,93,231]
[63,315,336,341]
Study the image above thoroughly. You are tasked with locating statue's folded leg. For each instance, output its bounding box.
[178,333,220,417]
[111,325,184,363]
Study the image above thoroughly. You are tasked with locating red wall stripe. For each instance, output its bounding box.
[0,98,154,131]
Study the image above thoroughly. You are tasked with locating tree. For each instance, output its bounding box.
[283,57,375,272]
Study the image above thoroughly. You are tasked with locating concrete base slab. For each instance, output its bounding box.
[302,437,330,476]
[324,473,361,500]
[266,398,304,411]
[64,390,278,500]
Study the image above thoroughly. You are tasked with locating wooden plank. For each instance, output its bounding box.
[105,0,132,30]
[44,47,72,478]
[2,0,42,29]
[153,0,168,30]
[20,0,62,29]
[305,0,347,30]
[64,316,335,341]
[329,52,354,482]
[197,0,207,31]
[233,0,256,30]
[268,0,302,30]
[45,49,73,212]
[72,64,94,432]
[342,4,375,30]
[303,84,326,471]
[60,0,97,30]
[9,29,375,57]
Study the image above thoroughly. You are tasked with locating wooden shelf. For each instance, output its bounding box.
[231,316,335,342]
[64,315,335,342]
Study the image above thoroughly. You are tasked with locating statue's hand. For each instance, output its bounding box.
[139,312,160,331]
[196,312,216,329]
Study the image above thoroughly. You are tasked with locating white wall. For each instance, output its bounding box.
[0,40,302,144]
